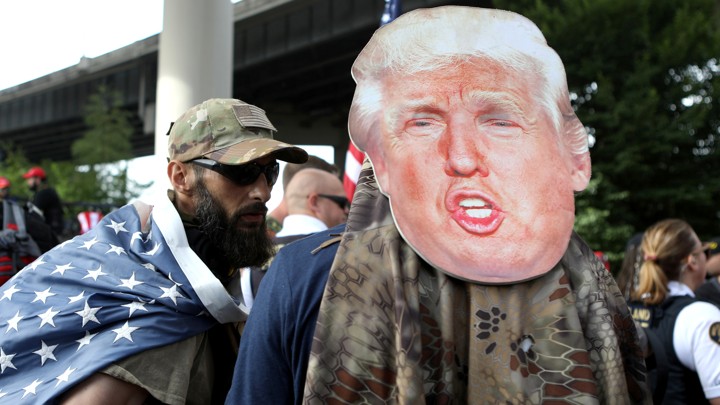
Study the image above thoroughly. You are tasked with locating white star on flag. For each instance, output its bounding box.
[1,284,20,301]
[37,307,60,328]
[74,301,102,327]
[106,244,127,255]
[51,263,75,276]
[25,256,46,271]
[21,379,42,399]
[106,220,128,234]
[142,263,156,271]
[32,287,56,303]
[84,266,107,281]
[55,366,77,386]
[68,291,85,304]
[112,321,139,343]
[118,272,143,290]
[75,331,97,351]
[159,284,184,305]
[5,311,23,333]
[122,300,149,316]
[168,273,183,286]
[33,340,58,365]
[0,348,17,373]
[56,239,74,249]
[130,231,145,244]
[78,237,99,250]
[141,242,161,256]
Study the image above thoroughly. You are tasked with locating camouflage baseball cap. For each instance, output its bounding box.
[167,98,308,165]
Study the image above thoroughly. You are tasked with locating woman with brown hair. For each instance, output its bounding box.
[630,218,720,404]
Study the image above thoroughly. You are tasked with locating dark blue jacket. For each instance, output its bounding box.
[225,225,343,405]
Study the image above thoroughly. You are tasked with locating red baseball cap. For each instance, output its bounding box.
[22,166,46,179]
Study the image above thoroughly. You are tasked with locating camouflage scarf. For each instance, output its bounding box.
[303,162,649,404]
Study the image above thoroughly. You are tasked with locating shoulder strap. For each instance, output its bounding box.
[11,201,27,233]
[2,200,11,230]
[311,234,343,254]
[3,199,28,233]
[644,327,668,405]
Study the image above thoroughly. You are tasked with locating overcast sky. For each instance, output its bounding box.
[0,0,166,91]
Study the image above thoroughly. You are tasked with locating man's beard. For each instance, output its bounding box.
[194,180,275,269]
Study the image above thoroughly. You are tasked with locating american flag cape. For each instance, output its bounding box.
[0,195,247,403]
[343,0,402,201]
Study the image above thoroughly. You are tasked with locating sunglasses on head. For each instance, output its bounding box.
[190,158,279,186]
[317,194,350,210]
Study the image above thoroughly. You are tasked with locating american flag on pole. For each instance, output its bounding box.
[343,0,402,201]
[77,210,103,234]
[0,195,246,403]
[343,142,365,200]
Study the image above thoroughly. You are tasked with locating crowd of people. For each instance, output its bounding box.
[0,5,717,404]
[0,169,61,284]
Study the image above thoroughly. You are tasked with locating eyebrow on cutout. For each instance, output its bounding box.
[464,90,525,117]
[387,98,445,130]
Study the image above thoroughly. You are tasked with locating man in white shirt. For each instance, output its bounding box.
[274,168,348,244]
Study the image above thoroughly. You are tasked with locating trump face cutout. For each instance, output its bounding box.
[348,7,591,283]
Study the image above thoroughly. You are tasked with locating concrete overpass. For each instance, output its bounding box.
[0,0,488,168]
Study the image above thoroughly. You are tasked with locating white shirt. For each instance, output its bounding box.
[669,281,720,399]
[275,214,327,238]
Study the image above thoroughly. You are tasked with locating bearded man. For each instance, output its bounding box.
[0,98,307,404]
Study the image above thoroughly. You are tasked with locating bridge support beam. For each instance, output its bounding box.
[152,0,233,184]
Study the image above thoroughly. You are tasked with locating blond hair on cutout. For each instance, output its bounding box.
[632,219,696,305]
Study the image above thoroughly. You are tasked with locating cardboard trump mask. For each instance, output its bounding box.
[348,6,591,283]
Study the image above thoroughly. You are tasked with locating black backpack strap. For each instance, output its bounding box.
[644,327,668,405]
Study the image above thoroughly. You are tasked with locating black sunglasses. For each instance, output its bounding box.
[317,194,350,210]
[191,158,279,186]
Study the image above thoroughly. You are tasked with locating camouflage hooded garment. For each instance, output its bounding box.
[303,161,649,404]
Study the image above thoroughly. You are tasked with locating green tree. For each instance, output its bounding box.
[72,85,133,164]
[0,141,33,201]
[495,0,720,268]
[1,86,150,237]
[61,85,149,208]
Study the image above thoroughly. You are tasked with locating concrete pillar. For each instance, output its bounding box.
[150,0,233,188]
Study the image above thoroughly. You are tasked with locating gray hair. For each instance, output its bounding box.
[348,6,588,158]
